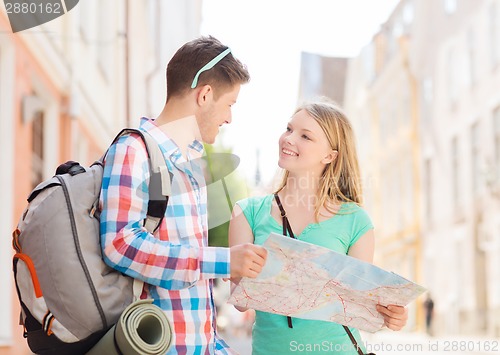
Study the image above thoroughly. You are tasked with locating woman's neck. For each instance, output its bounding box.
[280,172,322,210]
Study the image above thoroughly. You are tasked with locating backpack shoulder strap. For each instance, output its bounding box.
[137,130,173,233]
[110,128,173,301]
[138,130,172,197]
[110,128,172,233]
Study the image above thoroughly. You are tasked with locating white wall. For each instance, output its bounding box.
[0,36,15,346]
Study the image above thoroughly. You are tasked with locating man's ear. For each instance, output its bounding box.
[196,85,213,106]
[321,150,338,164]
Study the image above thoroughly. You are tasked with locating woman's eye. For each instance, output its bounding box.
[302,134,310,140]
[286,126,292,132]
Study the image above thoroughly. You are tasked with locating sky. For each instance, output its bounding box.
[200,0,400,187]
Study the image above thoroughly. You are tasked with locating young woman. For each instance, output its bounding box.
[229,100,408,354]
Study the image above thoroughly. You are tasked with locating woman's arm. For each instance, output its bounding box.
[228,204,254,247]
[347,229,374,263]
[348,229,408,331]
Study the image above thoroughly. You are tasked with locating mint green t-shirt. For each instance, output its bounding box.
[237,194,374,355]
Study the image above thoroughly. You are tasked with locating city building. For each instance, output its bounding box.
[344,0,500,336]
[410,0,500,336]
[298,51,348,106]
[0,1,202,353]
[344,0,422,331]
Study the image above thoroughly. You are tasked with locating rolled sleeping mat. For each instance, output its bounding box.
[86,299,172,355]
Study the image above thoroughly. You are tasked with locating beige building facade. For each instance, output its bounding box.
[344,10,422,332]
[345,0,500,336]
[0,1,202,353]
[411,0,500,336]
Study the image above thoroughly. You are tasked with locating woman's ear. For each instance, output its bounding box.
[196,85,213,106]
[321,150,338,164]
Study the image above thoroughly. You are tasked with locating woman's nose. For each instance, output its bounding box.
[283,134,295,145]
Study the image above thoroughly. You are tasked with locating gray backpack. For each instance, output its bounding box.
[12,128,171,355]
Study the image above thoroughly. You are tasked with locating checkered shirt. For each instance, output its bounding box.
[100,118,233,354]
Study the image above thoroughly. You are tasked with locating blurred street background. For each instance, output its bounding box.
[1,0,500,354]
[222,330,498,355]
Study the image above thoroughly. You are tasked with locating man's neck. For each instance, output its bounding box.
[155,99,201,159]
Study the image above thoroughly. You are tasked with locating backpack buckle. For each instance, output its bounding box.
[12,228,22,253]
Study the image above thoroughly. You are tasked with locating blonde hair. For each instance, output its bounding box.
[275,99,363,219]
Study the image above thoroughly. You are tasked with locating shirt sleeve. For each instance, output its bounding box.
[349,207,374,247]
[236,197,253,229]
[99,135,230,290]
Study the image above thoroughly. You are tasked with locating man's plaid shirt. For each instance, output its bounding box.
[100,118,233,354]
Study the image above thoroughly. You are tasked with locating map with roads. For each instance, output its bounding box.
[228,233,426,332]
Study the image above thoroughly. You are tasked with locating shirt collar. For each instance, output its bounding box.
[138,117,204,162]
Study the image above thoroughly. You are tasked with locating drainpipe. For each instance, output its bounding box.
[125,0,131,127]
[401,35,424,332]
[145,0,162,117]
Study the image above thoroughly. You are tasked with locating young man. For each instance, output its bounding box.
[100,36,267,354]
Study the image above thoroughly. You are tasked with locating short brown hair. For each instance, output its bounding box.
[166,36,250,100]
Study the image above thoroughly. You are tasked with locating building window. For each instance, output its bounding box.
[444,0,457,14]
[490,1,499,69]
[96,0,112,81]
[451,136,460,212]
[423,78,433,103]
[425,158,433,224]
[363,43,375,83]
[379,101,392,144]
[394,166,403,231]
[470,122,480,194]
[147,0,159,40]
[420,77,433,125]
[403,2,414,25]
[392,22,404,38]
[78,0,93,43]
[446,48,459,105]
[31,111,44,189]
[401,85,411,126]
[403,157,414,225]
[494,106,500,178]
[466,29,476,87]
